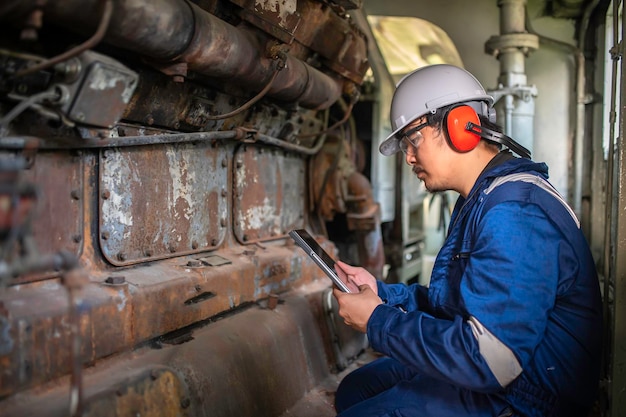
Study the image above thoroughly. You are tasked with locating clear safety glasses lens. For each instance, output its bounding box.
[399,122,427,154]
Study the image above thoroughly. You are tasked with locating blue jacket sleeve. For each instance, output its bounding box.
[367,202,561,393]
[377,281,430,313]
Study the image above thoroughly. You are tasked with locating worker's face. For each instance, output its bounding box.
[400,118,452,192]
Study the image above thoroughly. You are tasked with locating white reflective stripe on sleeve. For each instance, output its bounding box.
[468,316,522,387]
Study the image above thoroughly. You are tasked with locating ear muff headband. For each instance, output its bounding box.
[444,105,532,159]
[444,105,481,152]
[466,123,531,159]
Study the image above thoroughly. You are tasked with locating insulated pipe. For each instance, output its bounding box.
[0,0,343,110]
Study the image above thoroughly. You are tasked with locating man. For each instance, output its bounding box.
[332,64,602,417]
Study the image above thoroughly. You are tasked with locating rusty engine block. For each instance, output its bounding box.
[0,0,383,416]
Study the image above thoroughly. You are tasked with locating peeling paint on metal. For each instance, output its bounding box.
[88,65,136,104]
[115,289,127,312]
[245,197,279,230]
[256,0,297,23]
[102,150,137,244]
[166,147,195,222]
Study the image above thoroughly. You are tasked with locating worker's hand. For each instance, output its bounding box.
[336,261,378,295]
[333,285,383,333]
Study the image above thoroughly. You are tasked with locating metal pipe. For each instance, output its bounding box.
[574,0,600,223]
[346,172,385,279]
[523,0,597,221]
[1,0,343,110]
[487,0,537,153]
[3,128,329,155]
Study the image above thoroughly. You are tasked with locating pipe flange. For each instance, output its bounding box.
[485,33,539,57]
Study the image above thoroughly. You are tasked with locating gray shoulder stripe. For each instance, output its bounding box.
[484,173,580,228]
[468,316,523,387]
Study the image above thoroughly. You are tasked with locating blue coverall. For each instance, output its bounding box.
[335,155,603,417]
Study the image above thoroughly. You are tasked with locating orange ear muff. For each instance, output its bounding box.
[445,105,481,152]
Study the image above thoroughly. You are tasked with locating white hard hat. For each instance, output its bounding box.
[379,64,495,156]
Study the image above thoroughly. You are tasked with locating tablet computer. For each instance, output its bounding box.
[289,229,355,293]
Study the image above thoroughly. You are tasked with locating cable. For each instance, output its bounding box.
[0,89,60,134]
[13,0,113,78]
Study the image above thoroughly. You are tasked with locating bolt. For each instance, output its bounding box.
[191,241,198,250]
[101,190,110,200]
[222,158,228,168]
[70,190,80,200]
[105,276,126,285]
[268,293,279,310]
[220,218,226,227]
[211,238,218,246]
[72,235,82,243]
[221,189,227,197]
[187,259,202,267]
[117,253,126,261]
[144,250,152,257]
[101,231,110,240]
[180,398,191,409]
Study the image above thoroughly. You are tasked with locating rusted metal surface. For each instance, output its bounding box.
[0,271,341,417]
[0,0,376,414]
[0,239,337,399]
[233,145,306,243]
[230,0,303,44]
[84,367,192,417]
[310,138,385,277]
[22,150,83,279]
[99,143,229,266]
[292,1,369,84]
[228,0,370,84]
[345,171,385,278]
[0,0,353,110]
[53,51,139,128]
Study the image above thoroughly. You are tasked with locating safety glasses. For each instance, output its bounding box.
[398,122,428,155]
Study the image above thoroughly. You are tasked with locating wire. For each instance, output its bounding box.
[0,89,61,135]
[13,0,113,78]
[205,67,282,120]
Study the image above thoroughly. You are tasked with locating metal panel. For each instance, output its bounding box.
[27,151,83,263]
[99,143,229,265]
[233,145,305,243]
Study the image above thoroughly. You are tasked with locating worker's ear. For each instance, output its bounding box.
[443,105,481,152]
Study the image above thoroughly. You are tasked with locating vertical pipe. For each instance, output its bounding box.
[489,0,537,154]
[610,4,626,416]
